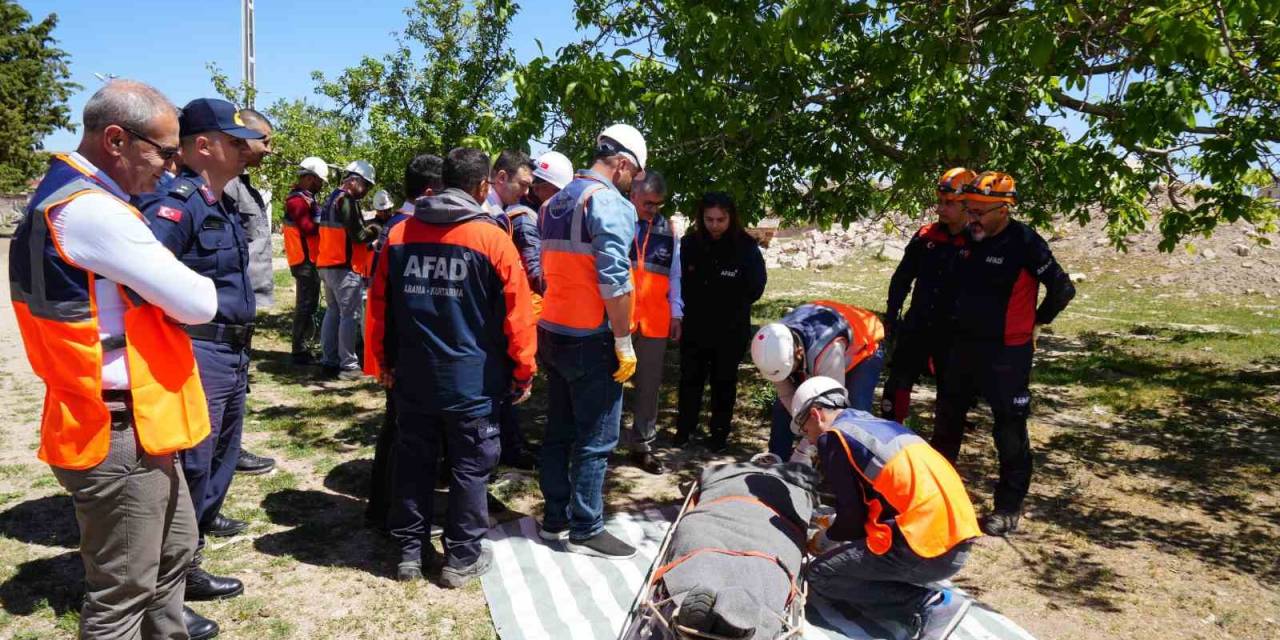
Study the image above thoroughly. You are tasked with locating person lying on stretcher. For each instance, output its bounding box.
[788,376,981,640]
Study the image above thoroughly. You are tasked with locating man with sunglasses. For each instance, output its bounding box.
[933,171,1075,537]
[135,97,264,606]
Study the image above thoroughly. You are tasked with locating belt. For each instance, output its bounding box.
[184,322,254,349]
[101,335,127,351]
[102,389,132,417]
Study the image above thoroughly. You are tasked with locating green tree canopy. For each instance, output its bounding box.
[0,1,76,193]
[512,0,1280,249]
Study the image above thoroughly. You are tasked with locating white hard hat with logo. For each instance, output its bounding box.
[751,322,798,382]
[298,156,330,182]
[345,159,377,185]
[597,123,647,171]
[788,376,848,435]
[533,151,574,189]
[371,190,393,211]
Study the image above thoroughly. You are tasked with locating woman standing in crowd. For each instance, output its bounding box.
[674,192,768,450]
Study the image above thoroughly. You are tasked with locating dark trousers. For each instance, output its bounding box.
[880,326,953,422]
[52,410,197,640]
[933,340,1034,514]
[537,328,623,540]
[498,396,528,464]
[808,535,971,618]
[389,407,500,567]
[676,329,750,443]
[366,387,398,526]
[184,341,248,553]
[290,262,321,356]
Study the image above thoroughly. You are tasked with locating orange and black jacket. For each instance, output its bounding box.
[951,220,1075,346]
[367,188,536,417]
[885,222,966,333]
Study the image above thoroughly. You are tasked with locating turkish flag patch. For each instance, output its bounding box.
[156,206,183,223]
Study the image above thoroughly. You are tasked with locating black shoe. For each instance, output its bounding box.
[538,522,570,542]
[396,561,423,582]
[629,450,667,475]
[704,435,729,454]
[290,352,315,365]
[670,432,692,447]
[566,529,636,559]
[235,449,276,475]
[981,511,1021,536]
[185,567,244,601]
[206,514,248,538]
[183,606,220,640]
[318,365,340,379]
[501,450,538,471]
[440,545,493,589]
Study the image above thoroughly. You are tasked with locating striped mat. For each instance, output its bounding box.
[481,510,1036,640]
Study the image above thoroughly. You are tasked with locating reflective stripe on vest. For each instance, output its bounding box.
[630,215,675,338]
[813,299,885,369]
[783,303,853,375]
[10,155,211,470]
[283,189,320,267]
[539,178,610,333]
[316,188,351,268]
[825,410,980,558]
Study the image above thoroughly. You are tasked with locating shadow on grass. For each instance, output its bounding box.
[253,488,394,578]
[0,551,81,617]
[1027,331,1280,585]
[0,494,78,548]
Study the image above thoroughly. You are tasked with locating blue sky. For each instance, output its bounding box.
[24,0,585,152]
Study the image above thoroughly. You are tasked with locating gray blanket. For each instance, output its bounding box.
[661,461,817,639]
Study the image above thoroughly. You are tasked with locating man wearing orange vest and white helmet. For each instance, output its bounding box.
[536,123,646,559]
[316,160,379,379]
[622,169,679,474]
[752,300,885,459]
[9,80,220,639]
[791,377,979,640]
[283,157,328,364]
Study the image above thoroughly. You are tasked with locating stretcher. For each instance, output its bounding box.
[618,478,809,640]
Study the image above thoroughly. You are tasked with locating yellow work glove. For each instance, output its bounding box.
[613,334,638,383]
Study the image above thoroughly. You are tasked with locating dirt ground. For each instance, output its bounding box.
[1,217,1278,640]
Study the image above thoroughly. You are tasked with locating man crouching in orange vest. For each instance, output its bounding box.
[9,80,221,639]
[789,377,981,640]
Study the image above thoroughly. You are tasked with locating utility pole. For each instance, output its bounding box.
[241,0,256,107]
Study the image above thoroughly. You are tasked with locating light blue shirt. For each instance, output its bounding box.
[579,169,636,299]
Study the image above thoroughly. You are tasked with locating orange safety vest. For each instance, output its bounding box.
[11,154,211,470]
[352,242,373,277]
[629,214,676,338]
[823,411,980,558]
[814,299,885,370]
[317,188,356,269]
[283,188,321,267]
[538,176,613,334]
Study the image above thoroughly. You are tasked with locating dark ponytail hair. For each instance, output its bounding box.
[691,191,744,240]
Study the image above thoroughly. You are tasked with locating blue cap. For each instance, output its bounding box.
[179,98,263,140]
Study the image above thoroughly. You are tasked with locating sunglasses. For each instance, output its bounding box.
[123,127,180,161]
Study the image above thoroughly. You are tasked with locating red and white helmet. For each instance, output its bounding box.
[751,323,797,382]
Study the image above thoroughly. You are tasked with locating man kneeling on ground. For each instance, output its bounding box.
[790,376,981,640]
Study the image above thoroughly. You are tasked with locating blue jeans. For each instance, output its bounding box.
[537,328,623,540]
[768,345,885,459]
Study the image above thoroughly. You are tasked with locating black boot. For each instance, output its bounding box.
[185,566,244,601]
[183,606,220,640]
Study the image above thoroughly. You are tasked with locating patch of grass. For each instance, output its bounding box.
[27,475,57,491]
[0,463,28,479]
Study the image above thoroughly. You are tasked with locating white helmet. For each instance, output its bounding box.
[298,156,330,182]
[371,190,393,211]
[789,376,848,435]
[532,151,574,189]
[751,323,797,382]
[597,123,648,170]
[345,159,377,185]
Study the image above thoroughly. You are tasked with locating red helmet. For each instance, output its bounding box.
[937,167,977,201]
[962,171,1017,204]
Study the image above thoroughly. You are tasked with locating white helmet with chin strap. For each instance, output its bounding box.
[789,376,848,435]
[597,123,648,171]
[298,156,330,182]
[751,323,798,382]
[371,190,393,211]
